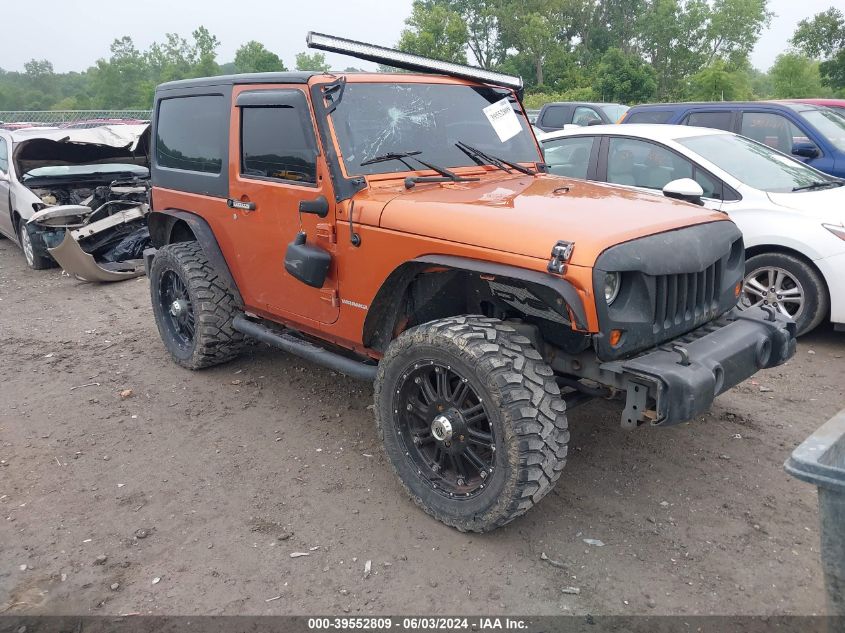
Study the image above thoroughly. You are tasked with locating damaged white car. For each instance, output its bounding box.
[0,124,151,280]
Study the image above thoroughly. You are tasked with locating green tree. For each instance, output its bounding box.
[397,2,469,63]
[748,66,773,98]
[594,48,657,103]
[791,7,845,91]
[23,59,54,79]
[295,52,330,72]
[146,33,196,83]
[689,59,751,100]
[770,53,825,98]
[191,26,220,78]
[92,37,150,108]
[234,41,287,73]
[497,0,575,88]
[638,0,771,99]
[437,0,504,67]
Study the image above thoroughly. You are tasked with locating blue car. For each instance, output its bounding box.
[621,101,845,178]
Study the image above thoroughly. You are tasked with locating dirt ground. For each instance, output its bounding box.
[0,237,842,617]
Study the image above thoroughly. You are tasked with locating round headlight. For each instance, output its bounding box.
[604,272,621,305]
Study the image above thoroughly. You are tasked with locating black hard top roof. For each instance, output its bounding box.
[156,72,320,92]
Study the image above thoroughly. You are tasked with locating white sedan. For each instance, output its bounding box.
[539,124,845,335]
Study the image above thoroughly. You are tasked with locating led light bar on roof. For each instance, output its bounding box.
[306,31,523,92]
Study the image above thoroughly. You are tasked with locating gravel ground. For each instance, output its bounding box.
[0,237,842,616]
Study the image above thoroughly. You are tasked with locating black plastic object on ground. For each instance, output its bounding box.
[101,227,151,262]
[785,408,845,615]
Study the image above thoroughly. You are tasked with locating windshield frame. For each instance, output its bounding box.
[676,132,841,194]
[324,78,542,180]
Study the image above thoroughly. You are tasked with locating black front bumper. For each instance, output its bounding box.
[612,307,796,427]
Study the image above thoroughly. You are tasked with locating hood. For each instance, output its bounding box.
[13,124,150,175]
[767,186,845,224]
[375,175,728,266]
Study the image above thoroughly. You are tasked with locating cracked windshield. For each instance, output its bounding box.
[330,83,540,176]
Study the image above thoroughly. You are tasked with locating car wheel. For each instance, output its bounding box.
[740,252,828,335]
[149,241,245,369]
[18,220,55,270]
[374,315,569,532]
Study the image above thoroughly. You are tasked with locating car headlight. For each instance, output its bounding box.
[604,272,621,305]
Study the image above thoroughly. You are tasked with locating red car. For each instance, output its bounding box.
[788,99,845,114]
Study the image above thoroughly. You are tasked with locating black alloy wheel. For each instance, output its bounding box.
[395,361,496,498]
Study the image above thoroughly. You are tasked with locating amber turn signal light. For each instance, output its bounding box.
[610,329,623,347]
[735,281,742,298]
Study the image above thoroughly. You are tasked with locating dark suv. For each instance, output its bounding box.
[535,102,629,132]
[621,101,845,178]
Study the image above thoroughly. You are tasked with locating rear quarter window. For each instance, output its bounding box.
[541,106,570,129]
[683,111,734,131]
[155,95,226,173]
[625,110,674,124]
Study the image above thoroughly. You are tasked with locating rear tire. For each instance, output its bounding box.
[149,241,245,369]
[741,252,828,336]
[19,220,55,270]
[375,315,569,532]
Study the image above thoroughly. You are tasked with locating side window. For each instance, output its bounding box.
[156,96,225,173]
[684,111,733,132]
[740,112,815,156]
[573,106,602,127]
[607,137,693,190]
[542,137,594,179]
[240,96,318,185]
[541,106,569,129]
[0,137,8,173]
[625,110,674,124]
[692,168,719,199]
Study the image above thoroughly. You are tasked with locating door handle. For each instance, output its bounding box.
[227,198,256,212]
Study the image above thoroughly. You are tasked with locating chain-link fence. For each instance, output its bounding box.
[0,110,151,129]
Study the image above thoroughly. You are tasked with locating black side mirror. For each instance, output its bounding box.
[299,196,329,218]
[792,143,820,159]
[284,232,331,288]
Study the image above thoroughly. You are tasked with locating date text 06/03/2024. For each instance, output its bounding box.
[306,617,528,630]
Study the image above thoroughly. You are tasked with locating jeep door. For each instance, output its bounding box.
[227,86,339,324]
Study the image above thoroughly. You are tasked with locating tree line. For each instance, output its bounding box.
[396,0,845,107]
[0,28,336,111]
[1,2,843,112]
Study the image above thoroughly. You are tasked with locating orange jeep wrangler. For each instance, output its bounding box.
[144,34,796,531]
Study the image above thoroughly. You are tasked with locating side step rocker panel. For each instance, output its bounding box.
[232,315,377,381]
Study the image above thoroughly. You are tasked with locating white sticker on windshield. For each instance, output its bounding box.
[483,97,521,143]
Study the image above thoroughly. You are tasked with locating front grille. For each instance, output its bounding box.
[652,260,722,334]
[591,221,744,362]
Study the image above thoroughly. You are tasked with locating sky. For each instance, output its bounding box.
[0,0,836,75]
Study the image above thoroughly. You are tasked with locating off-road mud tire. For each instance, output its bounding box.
[149,241,244,369]
[375,315,569,532]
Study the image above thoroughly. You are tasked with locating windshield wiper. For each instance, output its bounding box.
[792,179,844,192]
[456,141,536,176]
[360,150,479,189]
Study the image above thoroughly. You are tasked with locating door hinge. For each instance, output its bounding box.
[315,223,336,244]
[320,288,339,307]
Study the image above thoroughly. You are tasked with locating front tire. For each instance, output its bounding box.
[740,252,828,335]
[149,241,245,369]
[375,316,569,532]
[19,220,55,270]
